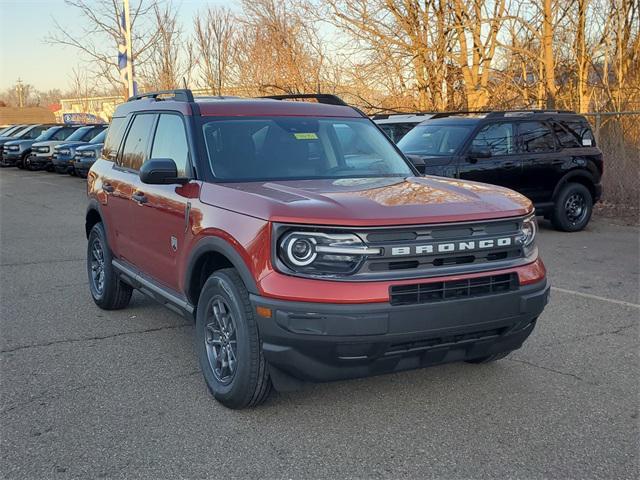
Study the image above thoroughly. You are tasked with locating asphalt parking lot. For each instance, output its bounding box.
[1,167,638,479]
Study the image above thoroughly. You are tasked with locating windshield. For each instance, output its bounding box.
[64,126,92,142]
[34,127,61,142]
[89,129,106,143]
[398,123,474,156]
[202,117,412,181]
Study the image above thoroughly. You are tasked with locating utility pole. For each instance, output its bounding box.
[16,78,25,108]
[123,0,135,97]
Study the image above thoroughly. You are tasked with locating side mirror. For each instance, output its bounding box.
[139,158,188,185]
[468,147,492,161]
[405,154,426,174]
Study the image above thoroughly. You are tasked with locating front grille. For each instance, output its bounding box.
[390,273,518,306]
[385,326,508,355]
[353,217,528,280]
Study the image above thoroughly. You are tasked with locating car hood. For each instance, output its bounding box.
[3,139,34,147]
[33,140,74,147]
[76,143,102,152]
[200,176,532,226]
[56,141,87,150]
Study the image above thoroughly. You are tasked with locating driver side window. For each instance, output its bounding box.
[470,123,515,156]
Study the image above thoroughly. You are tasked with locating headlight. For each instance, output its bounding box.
[278,230,381,276]
[520,213,537,253]
[7,145,19,151]
[82,150,96,158]
[58,148,70,155]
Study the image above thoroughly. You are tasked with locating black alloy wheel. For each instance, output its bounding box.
[204,297,239,384]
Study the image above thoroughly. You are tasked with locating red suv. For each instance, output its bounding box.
[85,90,549,408]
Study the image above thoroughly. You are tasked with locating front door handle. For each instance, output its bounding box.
[503,162,517,169]
[103,182,114,193]
[132,191,148,204]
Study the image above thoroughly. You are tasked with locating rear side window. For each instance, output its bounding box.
[102,117,127,160]
[118,114,156,171]
[150,114,189,176]
[560,120,595,147]
[470,122,515,156]
[551,122,581,148]
[519,121,556,153]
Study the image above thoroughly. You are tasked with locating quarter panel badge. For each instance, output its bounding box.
[170,236,178,252]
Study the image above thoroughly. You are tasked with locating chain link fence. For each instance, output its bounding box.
[584,112,640,207]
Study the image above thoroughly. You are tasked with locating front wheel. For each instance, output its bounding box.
[551,183,593,232]
[196,269,272,409]
[87,223,132,310]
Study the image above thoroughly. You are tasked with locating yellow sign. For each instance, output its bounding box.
[293,132,318,140]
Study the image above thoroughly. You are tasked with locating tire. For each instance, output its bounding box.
[551,182,593,232]
[196,268,272,409]
[55,166,67,174]
[466,350,512,364]
[87,223,133,310]
[17,153,28,169]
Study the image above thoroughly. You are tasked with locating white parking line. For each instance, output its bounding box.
[551,286,640,309]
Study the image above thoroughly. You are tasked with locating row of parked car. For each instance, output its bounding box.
[0,105,603,232]
[0,123,106,177]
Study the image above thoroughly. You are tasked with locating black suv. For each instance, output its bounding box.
[397,111,603,231]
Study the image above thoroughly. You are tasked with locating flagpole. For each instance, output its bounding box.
[123,0,135,97]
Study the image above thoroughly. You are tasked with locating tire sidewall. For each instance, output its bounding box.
[554,183,593,231]
[196,272,254,404]
[87,223,112,303]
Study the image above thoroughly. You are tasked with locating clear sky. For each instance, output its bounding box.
[0,0,232,92]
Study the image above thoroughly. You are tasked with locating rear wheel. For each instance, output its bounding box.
[196,268,272,409]
[551,182,593,232]
[87,223,132,310]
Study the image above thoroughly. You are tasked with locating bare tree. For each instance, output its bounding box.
[47,0,160,97]
[450,0,506,109]
[138,2,194,91]
[194,7,237,95]
[235,0,327,95]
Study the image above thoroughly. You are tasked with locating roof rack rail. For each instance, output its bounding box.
[127,89,194,103]
[372,112,433,120]
[260,93,349,106]
[430,109,576,119]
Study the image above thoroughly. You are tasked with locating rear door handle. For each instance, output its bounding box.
[103,182,114,193]
[132,191,148,204]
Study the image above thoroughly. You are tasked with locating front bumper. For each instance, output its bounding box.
[1,152,20,166]
[252,278,549,384]
[28,154,53,169]
[53,155,74,169]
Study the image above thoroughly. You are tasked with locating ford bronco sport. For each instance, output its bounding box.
[85,90,549,409]
[397,111,603,232]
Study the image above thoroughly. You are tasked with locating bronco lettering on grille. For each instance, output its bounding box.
[390,237,516,256]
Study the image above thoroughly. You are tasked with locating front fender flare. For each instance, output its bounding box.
[185,236,260,301]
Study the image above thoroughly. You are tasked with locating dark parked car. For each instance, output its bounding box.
[373,113,433,142]
[84,90,548,408]
[71,130,106,177]
[1,124,59,168]
[52,126,108,174]
[397,111,602,231]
